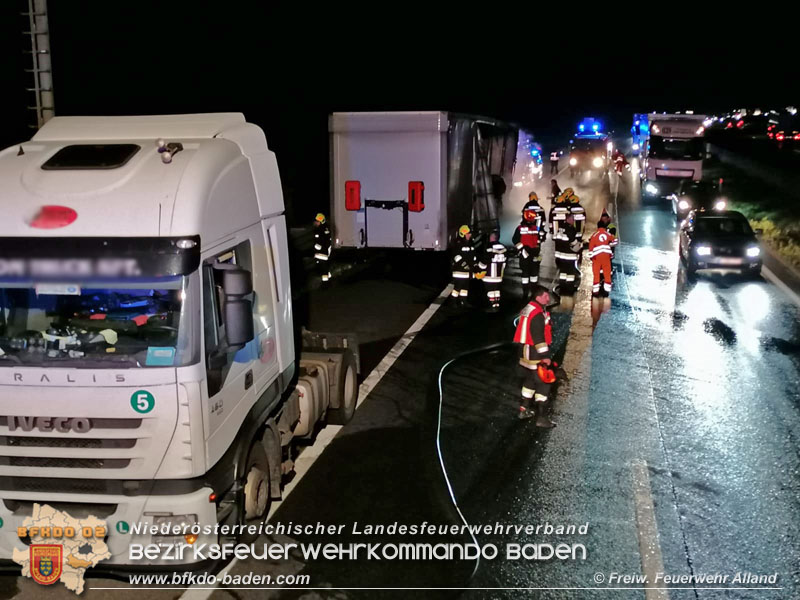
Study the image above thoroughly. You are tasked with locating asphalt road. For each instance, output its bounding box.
[7,160,799,599]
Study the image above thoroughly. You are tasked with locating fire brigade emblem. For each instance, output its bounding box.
[30,544,63,585]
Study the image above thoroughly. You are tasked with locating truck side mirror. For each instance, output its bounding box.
[214,265,255,350]
[225,298,254,347]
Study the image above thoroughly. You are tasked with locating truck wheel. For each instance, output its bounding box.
[240,449,270,542]
[327,349,358,425]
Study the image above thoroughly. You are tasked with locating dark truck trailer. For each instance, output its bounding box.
[330,111,518,251]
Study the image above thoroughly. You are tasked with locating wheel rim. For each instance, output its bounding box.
[244,466,269,520]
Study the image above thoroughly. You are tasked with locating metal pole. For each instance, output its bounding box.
[23,0,55,129]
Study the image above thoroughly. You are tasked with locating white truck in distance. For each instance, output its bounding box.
[641,113,707,197]
[330,111,518,251]
[0,113,357,570]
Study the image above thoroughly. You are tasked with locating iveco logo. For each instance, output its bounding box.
[6,416,92,433]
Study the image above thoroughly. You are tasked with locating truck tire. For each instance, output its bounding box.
[239,445,270,542]
[327,349,358,425]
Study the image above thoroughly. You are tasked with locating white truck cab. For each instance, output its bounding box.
[0,114,357,571]
[642,113,707,197]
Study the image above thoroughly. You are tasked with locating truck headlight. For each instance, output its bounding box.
[592,157,603,168]
[714,200,727,211]
[746,246,761,257]
[569,157,578,166]
[678,200,690,210]
[695,245,712,256]
[645,183,658,194]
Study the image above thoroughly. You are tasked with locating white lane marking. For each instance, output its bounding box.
[181,284,454,600]
[762,266,800,309]
[632,460,670,600]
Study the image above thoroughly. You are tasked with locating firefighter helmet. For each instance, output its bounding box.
[563,187,574,198]
[569,194,580,204]
[315,213,326,224]
[528,191,539,203]
[537,362,557,384]
[458,224,471,237]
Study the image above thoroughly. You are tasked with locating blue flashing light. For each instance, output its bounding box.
[531,149,539,157]
[592,123,599,131]
[579,124,585,132]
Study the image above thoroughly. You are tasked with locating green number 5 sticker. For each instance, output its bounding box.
[131,390,155,414]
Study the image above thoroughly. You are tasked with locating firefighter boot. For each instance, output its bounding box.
[535,401,556,428]
[518,405,535,420]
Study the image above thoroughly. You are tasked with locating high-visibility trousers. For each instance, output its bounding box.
[592,254,612,293]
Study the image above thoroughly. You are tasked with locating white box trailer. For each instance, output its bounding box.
[0,114,357,570]
[330,111,518,251]
[642,113,707,197]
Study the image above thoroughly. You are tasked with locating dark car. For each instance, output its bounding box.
[679,210,762,277]
[669,180,727,220]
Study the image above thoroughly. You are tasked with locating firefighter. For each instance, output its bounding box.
[568,192,586,241]
[451,225,483,306]
[483,231,507,311]
[514,284,557,427]
[554,212,581,292]
[512,193,546,299]
[549,188,571,236]
[549,150,559,174]
[588,223,617,297]
[313,213,332,283]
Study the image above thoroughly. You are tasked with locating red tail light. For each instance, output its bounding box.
[345,181,361,211]
[768,132,774,138]
[777,133,785,141]
[408,181,425,212]
[794,133,800,140]
[736,120,744,128]
[725,122,733,129]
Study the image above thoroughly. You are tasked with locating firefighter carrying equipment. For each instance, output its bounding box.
[514,299,556,427]
[589,227,617,295]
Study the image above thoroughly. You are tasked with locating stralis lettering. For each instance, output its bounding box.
[6,416,92,433]
[8,373,125,384]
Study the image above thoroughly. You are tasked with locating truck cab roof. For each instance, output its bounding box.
[0,113,284,241]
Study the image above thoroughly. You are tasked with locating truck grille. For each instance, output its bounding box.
[0,436,136,449]
[0,416,144,473]
[3,456,130,469]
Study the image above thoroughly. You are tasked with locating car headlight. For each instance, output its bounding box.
[695,245,712,256]
[569,157,578,166]
[632,144,640,150]
[592,157,603,168]
[645,183,658,194]
[746,246,761,257]
[714,200,727,210]
[678,200,690,210]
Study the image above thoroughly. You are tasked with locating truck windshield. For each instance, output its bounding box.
[649,136,704,160]
[0,277,196,368]
[572,139,606,152]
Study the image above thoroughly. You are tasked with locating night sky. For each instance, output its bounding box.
[1,2,797,222]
